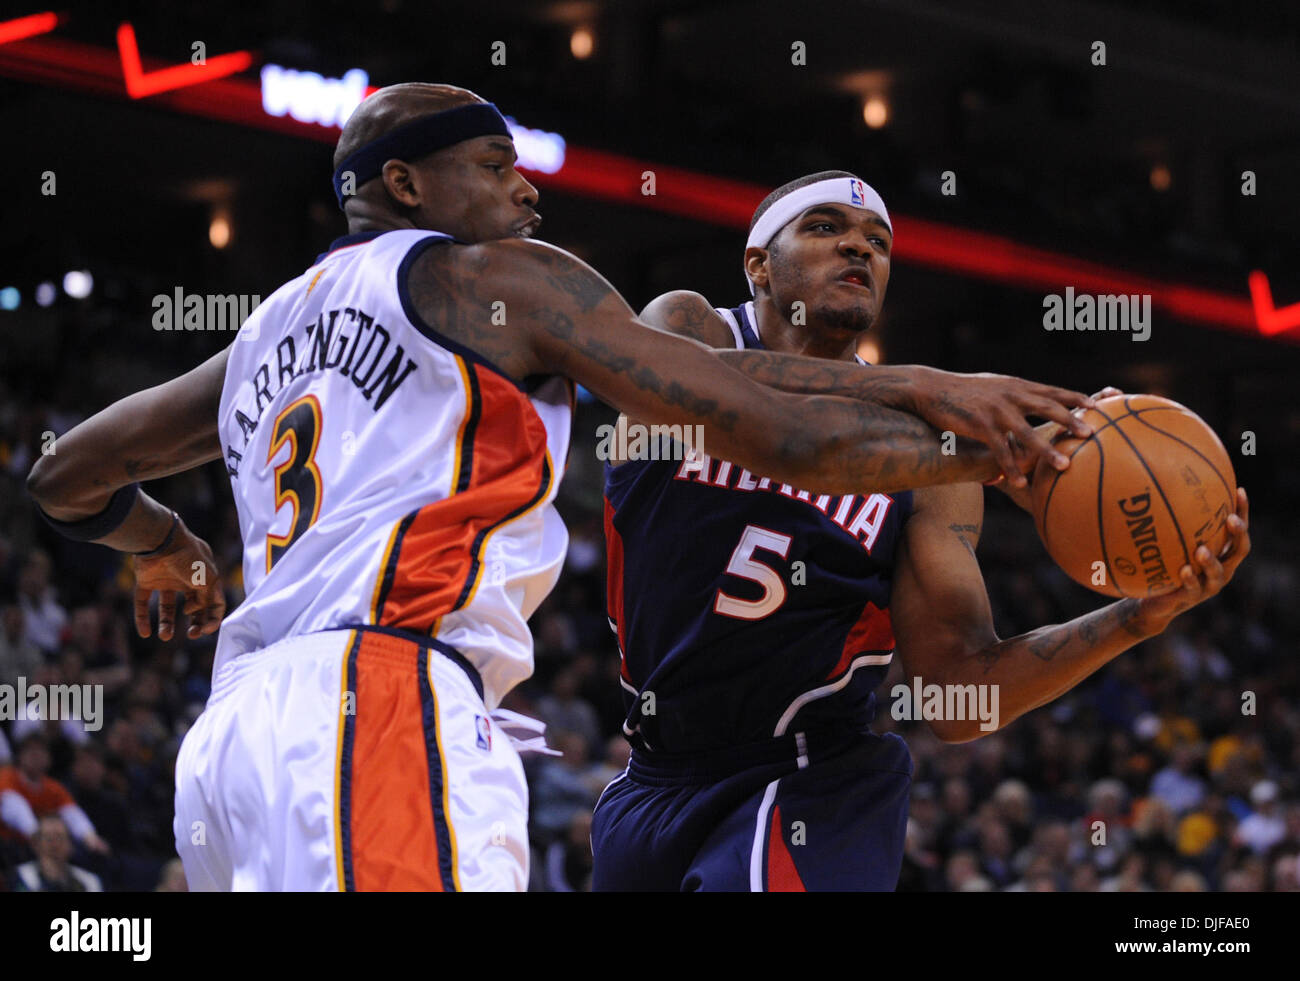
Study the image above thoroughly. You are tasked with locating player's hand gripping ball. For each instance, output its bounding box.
[1030,394,1237,598]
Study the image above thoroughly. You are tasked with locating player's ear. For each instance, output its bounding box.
[744,246,771,291]
[380,159,421,209]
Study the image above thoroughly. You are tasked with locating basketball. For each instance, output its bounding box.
[1031,394,1237,598]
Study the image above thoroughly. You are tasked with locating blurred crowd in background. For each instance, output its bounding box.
[1,356,1297,893]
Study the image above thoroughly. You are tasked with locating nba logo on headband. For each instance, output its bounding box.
[849,179,867,208]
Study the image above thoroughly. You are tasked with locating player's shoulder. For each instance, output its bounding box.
[415,235,579,272]
[406,236,603,300]
[638,291,735,348]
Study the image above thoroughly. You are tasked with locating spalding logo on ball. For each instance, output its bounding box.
[1031,394,1237,598]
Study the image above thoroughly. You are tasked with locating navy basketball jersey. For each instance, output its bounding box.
[603,300,913,755]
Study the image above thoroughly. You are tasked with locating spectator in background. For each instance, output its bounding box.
[10,814,102,892]
[1070,863,1100,891]
[544,811,594,892]
[976,816,1016,888]
[990,780,1035,852]
[1101,853,1150,892]
[67,744,131,852]
[945,850,991,892]
[589,734,630,795]
[534,664,601,754]
[1081,778,1133,873]
[1270,854,1300,891]
[1169,869,1208,891]
[529,730,604,842]
[16,550,66,656]
[63,604,132,697]
[1150,743,1206,815]
[8,660,93,750]
[1234,780,1286,855]
[1014,821,1071,888]
[0,732,109,855]
[0,595,42,688]
[938,776,973,850]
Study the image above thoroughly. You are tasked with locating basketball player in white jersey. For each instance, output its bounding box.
[29,83,1108,891]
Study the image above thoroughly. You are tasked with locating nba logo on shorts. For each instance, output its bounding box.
[849,179,866,207]
[475,714,492,751]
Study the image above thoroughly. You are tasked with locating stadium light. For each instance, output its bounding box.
[62,270,93,298]
[0,286,19,310]
[35,281,57,306]
[570,28,594,60]
[210,208,232,249]
[862,95,888,129]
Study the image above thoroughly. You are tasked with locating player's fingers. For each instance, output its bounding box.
[1195,545,1226,591]
[188,593,224,637]
[196,604,223,636]
[1019,395,1092,437]
[1222,518,1252,569]
[983,425,1026,487]
[1091,386,1123,400]
[1029,384,1096,411]
[1004,415,1069,472]
[133,588,152,639]
[210,587,227,625]
[158,590,177,641]
[1218,489,1252,562]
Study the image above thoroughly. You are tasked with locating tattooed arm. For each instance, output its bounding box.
[890,484,1252,742]
[643,290,1097,487]
[27,347,227,534]
[411,240,1000,494]
[26,348,228,638]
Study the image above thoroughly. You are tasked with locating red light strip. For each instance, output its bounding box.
[0,12,58,46]
[0,27,1287,341]
[115,22,253,99]
[1248,270,1300,336]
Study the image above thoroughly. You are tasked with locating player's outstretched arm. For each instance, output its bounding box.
[26,348,229,639]
[642,290,1097,488]
[410,240,1003,495]
[891,483,1251,743]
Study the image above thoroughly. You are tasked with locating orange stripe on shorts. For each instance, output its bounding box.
[345,631,450,891]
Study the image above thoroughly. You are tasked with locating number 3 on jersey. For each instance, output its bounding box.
[713,524,793,621]
[266,395,324,572]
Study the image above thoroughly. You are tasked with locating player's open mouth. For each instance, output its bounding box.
[837,269,872,291]
[514,216,543,238]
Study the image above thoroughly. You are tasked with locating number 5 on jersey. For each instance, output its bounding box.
[713,524,793,621]
[266,395,324,572]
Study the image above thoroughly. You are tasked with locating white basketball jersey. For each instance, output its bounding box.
[215,229,573,707]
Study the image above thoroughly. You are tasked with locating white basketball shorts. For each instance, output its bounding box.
[173,626,529,891]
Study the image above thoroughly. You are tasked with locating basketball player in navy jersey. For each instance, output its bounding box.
[593,171,1251,891]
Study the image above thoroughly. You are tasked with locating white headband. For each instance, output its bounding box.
[744,176,891,294]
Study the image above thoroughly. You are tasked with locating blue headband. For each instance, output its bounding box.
[332,102,511,208]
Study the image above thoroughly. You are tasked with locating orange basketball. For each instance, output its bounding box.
[1030,394,1237,598]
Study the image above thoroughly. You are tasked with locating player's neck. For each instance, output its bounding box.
[753,297,862,362]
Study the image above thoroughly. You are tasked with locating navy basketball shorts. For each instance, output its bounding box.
[590,727,913,891]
